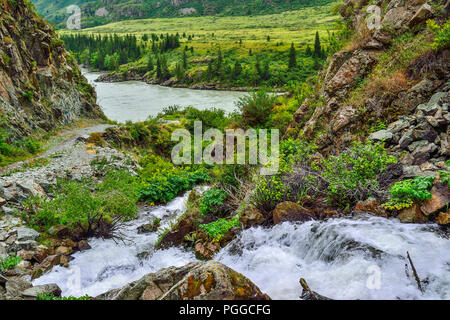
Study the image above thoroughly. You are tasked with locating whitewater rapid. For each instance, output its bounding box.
[33,189,450,300]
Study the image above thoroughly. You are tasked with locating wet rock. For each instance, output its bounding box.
[194,242,220,260]
[354,198,386,216]
[33,254,61,277]
[99,261,270,300]
[5,277,32,298]
[420,184,450,216]
[239,206,265,228]
[77,240,91,251]
[21,284,61,299]
[272,202,315,225]
[436,211,450,226]
[137,222,158,234]
[397,205,426,223]
[55,246,73,256]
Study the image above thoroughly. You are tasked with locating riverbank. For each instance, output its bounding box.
[94,71,284,93]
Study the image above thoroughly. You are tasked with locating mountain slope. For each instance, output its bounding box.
[31,0,337,28]
[0,0,104,141]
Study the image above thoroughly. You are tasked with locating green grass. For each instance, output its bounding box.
[60,5,338,52]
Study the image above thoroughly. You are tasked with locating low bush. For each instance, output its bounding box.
[382,175,435,211]
[24,170,139,239]
[320,140,397,207]
[199,188,227,216]
[236,89,277,128]
[0,256,22,271]
[36,293,92,300]
[138,157,210,205]
[427,19,450,50]
[199,216,240,241]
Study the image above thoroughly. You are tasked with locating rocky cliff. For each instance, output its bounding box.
[291,0,449,172]
[0,0,104,141]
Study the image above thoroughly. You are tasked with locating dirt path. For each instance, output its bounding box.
[1,123,115,175]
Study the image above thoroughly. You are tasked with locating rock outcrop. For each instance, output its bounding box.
[98,261,271,300]
[291,0,449,163]
[0,0,104,141]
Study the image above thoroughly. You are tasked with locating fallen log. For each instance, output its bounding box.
[299,278,332,300]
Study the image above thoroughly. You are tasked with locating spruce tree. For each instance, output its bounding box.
[233,60,242,79]
[182,50,188,69]
[147,55,154,71]
[156,57,162,80]
[314,31,321,58]
[288,42,297,69]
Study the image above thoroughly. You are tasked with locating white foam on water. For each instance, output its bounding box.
[216,215,450,300]
[34,198,450,300]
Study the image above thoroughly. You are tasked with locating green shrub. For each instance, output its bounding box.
[320,140,397,207]
[199,216,240,241]
[0,256,22,271]
[22,91,33,102]
[199,188,227,216]
[382,175,435,211]
[427,19,450,50]
[36,293,92,300]
[184,107,229,131]
[25,170,139,238]
[138,168,210,205]
[440,171,450,188]
[280,138,318,163]
[237,89,276,128]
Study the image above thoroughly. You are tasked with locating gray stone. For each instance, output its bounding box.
[5,277,32,298]
[387,119,410,133]
[21,284,62,298]
[369,130,393,141]
[399,130,414,149]
[1,206,16,215]
[408,4,433,27]
[16,227,40,242]
[407,140,429,153]
[417,103,439,116]
[428,91,448,107]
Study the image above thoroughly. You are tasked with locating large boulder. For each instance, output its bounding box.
[420,184,450,216]
[239,206,265,228]
[98,261,270,301]
[272,202,315,225]
[397,205,426,223]
[5,277,32,298]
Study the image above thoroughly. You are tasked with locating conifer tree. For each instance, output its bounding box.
[314,31,322,58]
[288,42,297,69]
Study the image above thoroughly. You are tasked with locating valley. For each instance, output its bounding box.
[0,0,449,303]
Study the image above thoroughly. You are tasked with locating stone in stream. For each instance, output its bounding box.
[98,261,271,300]
[21,284,62,299]
[272,201,315,225]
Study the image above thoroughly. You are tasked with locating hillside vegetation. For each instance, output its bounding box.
[59,5,340,89]
[32,0,336,28]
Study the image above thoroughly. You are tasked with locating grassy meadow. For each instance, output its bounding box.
[60,5,339,55]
